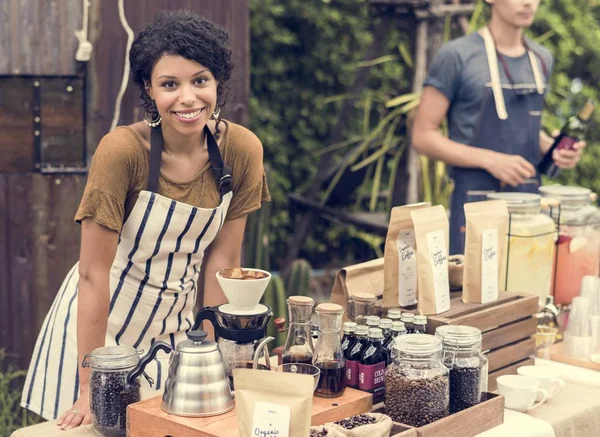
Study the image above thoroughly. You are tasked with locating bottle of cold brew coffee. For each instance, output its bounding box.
[384,321,407,361]
[413,315,428,334]
[378,319,392,364]
[401,313,415,333]
[341,322,358,358]
[358,328,388,404]
[346,325,369,389]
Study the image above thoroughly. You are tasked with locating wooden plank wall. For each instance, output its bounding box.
[0,0,82,75]
[87,0,250,152]
[0,174,86,369]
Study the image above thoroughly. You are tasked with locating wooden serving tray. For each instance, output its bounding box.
[383,393,504,437]
[550,341,600,371]
[127,387,372,437]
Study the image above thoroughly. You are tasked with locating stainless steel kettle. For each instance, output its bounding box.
[161,329,234,417]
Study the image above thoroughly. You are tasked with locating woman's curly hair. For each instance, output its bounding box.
[129,10,234,128]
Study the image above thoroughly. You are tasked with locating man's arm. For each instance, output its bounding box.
[539,130,586,169]
[412,86,536,187]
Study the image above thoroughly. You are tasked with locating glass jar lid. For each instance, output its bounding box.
[350,293,377,302]
[288,296,315,306]
[539,185,591,204]
[391,321,406,332]
[368,328,384,339]
[487,192,541,211]
[87,345,139,370]
[343,322,358,332]
[435,325,482,350]
[393,333,442,356]
[379,318,392,329]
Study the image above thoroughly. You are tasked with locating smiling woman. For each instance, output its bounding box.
[19,9,270,433]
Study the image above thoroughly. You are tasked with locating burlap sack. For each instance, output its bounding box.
[330,258,384,322]
[310,425,347,437]
[326,413,393,437]
[11,421,99,437]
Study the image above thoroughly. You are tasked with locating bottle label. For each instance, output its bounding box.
[481,228,499,303]
[396,229,418,307]
[426,230,451,313]
[358,361,386,400]
[346,359,359,387]
[557,136,577,151]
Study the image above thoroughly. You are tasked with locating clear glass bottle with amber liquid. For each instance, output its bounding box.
[282,296,315,365]
[314,303,346,398]
[346,325,369,389]
[538,100,595,178]
[358,328,388,404]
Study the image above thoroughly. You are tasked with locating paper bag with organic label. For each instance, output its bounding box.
[463,200,509,303]
[411,205,451,315]
[383,202,430,309]
[234,368,314,437]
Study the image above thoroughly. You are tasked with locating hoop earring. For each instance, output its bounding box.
[211,106,221,121]
[143,111,162,128]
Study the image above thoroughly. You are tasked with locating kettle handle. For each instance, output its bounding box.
[127,341,171,385]
[253,336,275,371]
[193,306,218,333]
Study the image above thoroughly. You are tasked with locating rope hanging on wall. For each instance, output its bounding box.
[75,0,93,62]
[109,0,135,132]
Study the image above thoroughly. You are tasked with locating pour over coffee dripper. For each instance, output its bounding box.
[216,268,271,311]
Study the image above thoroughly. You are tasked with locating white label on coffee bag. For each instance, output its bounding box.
[396,229,418,307]
[481,228,499,304]
[252,401,291,437]
[426,230,450,313]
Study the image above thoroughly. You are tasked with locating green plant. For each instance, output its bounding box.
[0,350,43,436]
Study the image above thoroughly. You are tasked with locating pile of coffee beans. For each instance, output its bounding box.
[310,427,330,437]
[449,365,483,413]
[333,414,377,429]
[90,370,140,437]
[385,369,449,427]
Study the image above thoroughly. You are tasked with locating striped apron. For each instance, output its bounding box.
[21,125,233,420]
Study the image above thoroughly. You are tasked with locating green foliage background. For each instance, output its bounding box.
[248,0,600,270]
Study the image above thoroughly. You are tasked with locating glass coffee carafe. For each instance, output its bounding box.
[314,303,346,398]
[282,296,315,365]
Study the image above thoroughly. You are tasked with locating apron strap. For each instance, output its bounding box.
[482,27,508,121]
[147,125,233,198]
[527,49,545,95]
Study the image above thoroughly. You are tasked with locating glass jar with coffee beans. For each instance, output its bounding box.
[385,334,449,427]
[83,342,170,437]
[435,325,488,413]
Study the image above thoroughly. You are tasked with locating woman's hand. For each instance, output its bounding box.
[57,388,92,430]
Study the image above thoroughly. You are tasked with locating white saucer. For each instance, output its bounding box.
[219,303,268,315]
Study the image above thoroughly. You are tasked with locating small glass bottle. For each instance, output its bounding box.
[366,315,380,330]
[341,322,358,358]
[387,308,402,323]
[435,325,488,413]
[358,328,388,404]
[385,321,407,360]
[401,313,415,333]
[385,334,449,427]
[282,296,315,365]
[378,318,393,363]
[348,293,377,325]
[314,303,346,398]
[346,325,369,389]
[413,315,428,334]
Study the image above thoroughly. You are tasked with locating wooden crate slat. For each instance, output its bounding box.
[485,337,536,373]
[482,317,537,352]
[488,357,535,392]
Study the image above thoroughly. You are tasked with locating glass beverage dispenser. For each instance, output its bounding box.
[539,185,600,305]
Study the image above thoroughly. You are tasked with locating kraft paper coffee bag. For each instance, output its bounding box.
[463,200,509,304]
[411,205,451,315]
[383,202,430,309]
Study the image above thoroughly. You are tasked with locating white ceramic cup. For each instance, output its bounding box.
[517,366,565,401]
[216,268,271,310]
[497,375,549,412]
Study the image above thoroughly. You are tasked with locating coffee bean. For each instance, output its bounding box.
[333,413,377,430]
[90,370,140,437]
[384,368,449,427]
[310,427,329,437]
[449,365,483,413]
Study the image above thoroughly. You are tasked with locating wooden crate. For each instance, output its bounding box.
[379,393,504,437]
[426,292,539,383]
[128,388,372,437]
